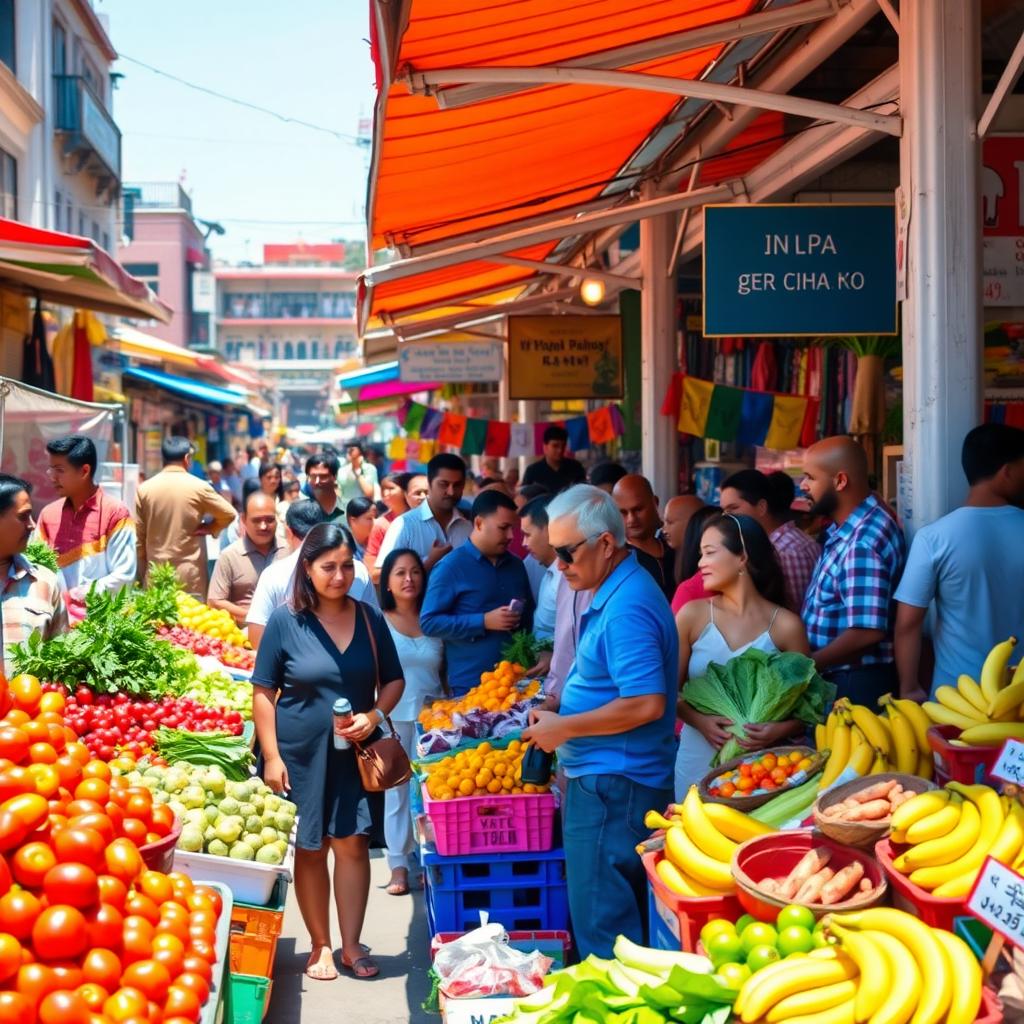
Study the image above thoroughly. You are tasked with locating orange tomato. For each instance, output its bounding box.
[54,827,107,871]
[22,721,49,743]
[42,862,99,909]
[81,759,111,780]
[163,985,201,1022]
[11,841,57,888]
[150,804,175,837]
[104,838,144,885]
[85,901,123,949]
[736,776,756,793]
[31,904,89,960]
[0,990,32,1024]
[0,929,21,982]
[8,675,41,714]
[189,887,222,916]
[738,762,752,778]
[121,959,172,1003]
[27,763,61,798]
[719,781,737,798]
[178,955,211,984]
[97,873,129,911]
[14,961,60,1007]
[75,778,110,804]
[102,986,149,1021]
[81,948,123,991]
[2,791,48,828]
[138,871,174,905]
[75,982,110,1012]
[69,813,115,846]
[173,971,209,1006]
[0,888,42,940]
[49,961,85,990]
[39,989,92,1024]
[150,933,185,976]
[121,818,148,845]
[125,893,161,926]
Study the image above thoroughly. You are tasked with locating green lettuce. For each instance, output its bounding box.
[682,649,835,765]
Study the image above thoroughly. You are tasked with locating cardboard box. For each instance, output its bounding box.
[439,993,518,1024]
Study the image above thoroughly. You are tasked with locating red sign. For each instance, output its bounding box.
[983,136,1024,237]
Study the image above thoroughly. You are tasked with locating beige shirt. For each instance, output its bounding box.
[208,534,285,610]
[135,465,237,598]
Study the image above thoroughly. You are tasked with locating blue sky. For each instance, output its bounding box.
[96,0,375,263]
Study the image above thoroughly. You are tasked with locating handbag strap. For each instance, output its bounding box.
[356,603,395,741]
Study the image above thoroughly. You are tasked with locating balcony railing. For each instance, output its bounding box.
[53,75,121,183]
[123,182,192,215]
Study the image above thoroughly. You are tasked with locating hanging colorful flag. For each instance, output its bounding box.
[438,412,467,448]
[402,402,426,436]
[587,406,616,445]
[764,394,808,450]
[677,377,715,436]
[736,390,774,446]
[388,436,407,460]
[420,408,443,440]
[485,421,511,457]
[461,418,488,456]
[508,423,534,458]
[705,385,744,441]
[565,416,590,452]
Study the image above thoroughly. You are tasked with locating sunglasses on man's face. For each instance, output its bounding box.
[553,533,603,565]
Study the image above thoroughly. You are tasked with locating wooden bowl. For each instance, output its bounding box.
[813,773,937,849]
[731,829,887,922]
[698,746,823,811]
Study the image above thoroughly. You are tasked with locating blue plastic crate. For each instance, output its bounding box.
[422,843,566,891]
[646,887,681,951]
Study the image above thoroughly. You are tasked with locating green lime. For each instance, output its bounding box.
[776,925,814,957]
[745,943,782,973]
[706,931,745,967]
[811,928,835,949]
[700,918,737,950]
[715,962,751,989]
[734,913,757,935]
[776,904,816,933]
[740,921,778,954]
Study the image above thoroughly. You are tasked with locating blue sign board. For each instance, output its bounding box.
[703,204,897,337]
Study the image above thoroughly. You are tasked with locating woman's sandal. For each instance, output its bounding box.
[305,946,338,981]
[340,950,380,979]
[386,871,409,896]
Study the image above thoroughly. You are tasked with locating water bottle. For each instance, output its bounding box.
[333,697,354,750]
[520,742,554,786]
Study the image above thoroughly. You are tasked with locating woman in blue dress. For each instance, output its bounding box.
[252,523,405,981]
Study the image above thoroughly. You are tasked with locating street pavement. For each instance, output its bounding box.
[267,851,434,1023]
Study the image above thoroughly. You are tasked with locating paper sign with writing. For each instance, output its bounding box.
[399,339,504,384]
[991,740,1024,786]
[967,856,1024,947]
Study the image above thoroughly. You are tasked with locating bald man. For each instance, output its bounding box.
[800,437,907,705]
[613,475,676,600]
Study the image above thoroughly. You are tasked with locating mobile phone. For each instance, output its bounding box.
[508,599,524,616]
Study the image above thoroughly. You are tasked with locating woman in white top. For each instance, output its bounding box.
[379,546,444,896]
[675,513,810,799]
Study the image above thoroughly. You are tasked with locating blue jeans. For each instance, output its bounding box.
[564,773,673,959]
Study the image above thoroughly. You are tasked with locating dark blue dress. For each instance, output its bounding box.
[252,601,403,850]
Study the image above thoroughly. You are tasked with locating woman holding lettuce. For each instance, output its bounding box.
[674,513,813,799]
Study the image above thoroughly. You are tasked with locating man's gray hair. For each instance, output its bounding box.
[547,484,626,547]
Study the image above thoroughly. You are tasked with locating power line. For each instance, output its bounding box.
[118,54,366,144]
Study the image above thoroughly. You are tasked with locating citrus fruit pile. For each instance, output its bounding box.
[423,741,551,801]
[417,661,539,730]
[174,594,250,650]
[708,750,815,799]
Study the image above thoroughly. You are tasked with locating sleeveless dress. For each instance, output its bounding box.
[674,602,781,801]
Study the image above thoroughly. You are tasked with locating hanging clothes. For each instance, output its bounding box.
[51,320,75,396]
[70,313,93,402]
[22,300,55,391]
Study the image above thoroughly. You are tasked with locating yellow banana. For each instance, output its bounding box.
[904,796,962,844]
[1012,659,1024,687]
[885,704,920,775]
[701,800,774,843]
[815,722,828,751]
[915,749,934,780]
[990,680,1024,718]
[663,823,734,891]
[861,929,922,1024]
[981,636,1017,701]
[890,789,950,832]
[765,980,857,1023]
[644,810,676,831]
[738,955,858,1023]
[655,857,722,897]
[888,697,933,752]
[934,685,988,721]
[959,721,1024,746]
[829,923,888,1022]
[932,803,1024,899]
[778,1000,855,1024]
[921,702,979,731]
[898,800,978,876]
[868,750,889,775]
[825,707,841,749]
[848,703,892,758]
[680,785,739,863]
[847,729,875,777]
[932,929,982,1024]
[819,719,852,788]
[955,675,989,715]
[832,907,950,1024]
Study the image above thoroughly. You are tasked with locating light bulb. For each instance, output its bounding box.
[580,277,606,306]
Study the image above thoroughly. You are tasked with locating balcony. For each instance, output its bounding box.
[53,75,121,191]
[123,182,193,214]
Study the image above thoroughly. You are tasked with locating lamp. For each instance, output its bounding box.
[579,277,606,306]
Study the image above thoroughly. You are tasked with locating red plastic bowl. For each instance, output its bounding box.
[139,819,181,874]
[732,829,887,922]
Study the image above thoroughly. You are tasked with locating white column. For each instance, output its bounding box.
[899,0,982,533]
[639,187,679,498]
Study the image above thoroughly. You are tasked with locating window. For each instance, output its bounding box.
[310,340,319,359]
[123,262,160,294]
[296,341,307,360]
[54,190,62,230]
[91,220,100,243]
[65,197,73,234]
[284,341,294,360]
[101,232,110,253]
[0,148,16,220]
[0,0,14,72]
[78,212,86,237]
[271,341,280,359]
[52,20,66,76]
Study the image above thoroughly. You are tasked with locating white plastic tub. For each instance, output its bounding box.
[173,841,295,906]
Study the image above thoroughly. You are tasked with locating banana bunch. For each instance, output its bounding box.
[815,696,932,789]
[923,636,1024,745]
[650,786,773,897]
[888,781,1024,898]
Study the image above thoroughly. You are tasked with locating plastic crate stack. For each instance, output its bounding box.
[224,877,289,1024]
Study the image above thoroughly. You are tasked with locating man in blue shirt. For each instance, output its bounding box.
[421,489,534,695]
[524,485,677,959]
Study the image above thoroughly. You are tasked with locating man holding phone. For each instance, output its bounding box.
[422,490,534,695]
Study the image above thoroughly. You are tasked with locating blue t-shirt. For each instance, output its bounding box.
[894,505,1024,692]
[559,552,679,789]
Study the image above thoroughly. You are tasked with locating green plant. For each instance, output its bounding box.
[23,539,59,573]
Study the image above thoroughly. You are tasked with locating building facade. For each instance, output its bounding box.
[215,243,360,427]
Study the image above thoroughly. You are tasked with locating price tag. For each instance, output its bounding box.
[990,740,1024,786]
[967,857,1024,948]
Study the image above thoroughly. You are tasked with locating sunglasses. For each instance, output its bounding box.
[553,532,603,565]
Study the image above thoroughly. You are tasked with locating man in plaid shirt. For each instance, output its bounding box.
[800,437,906,706]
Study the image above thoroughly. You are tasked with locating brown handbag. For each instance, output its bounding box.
[353,605,413,792]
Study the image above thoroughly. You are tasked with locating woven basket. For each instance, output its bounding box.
[698,745,823,811]
[813,773,937,849]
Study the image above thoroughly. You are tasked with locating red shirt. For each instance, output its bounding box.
[671,570,714,615]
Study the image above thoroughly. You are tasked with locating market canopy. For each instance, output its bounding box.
[123,366,269,416]
[0,218,172,323]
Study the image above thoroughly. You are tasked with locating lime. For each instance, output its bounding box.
[715,962,751,989]
[776,904,816,933]
[699,918,737,950]
[811,928,835,949]
[706,931,745,967]
[740,921,778,954]
[745,943,782,973]
[734,913,757,935]
[777,925,814,957]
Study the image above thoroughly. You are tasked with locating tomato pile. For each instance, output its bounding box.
[708,749,815,799]
[156,626,255,672]
[58,688,245,762]
[0,674,222,1023]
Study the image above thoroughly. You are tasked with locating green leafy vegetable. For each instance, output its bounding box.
[24,539,59,573]
[682,649,835,765]
[132,563,181,626]
[501,630,553,670]
[154,727,255,780]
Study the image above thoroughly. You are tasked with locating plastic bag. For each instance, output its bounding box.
[433,918,553,998]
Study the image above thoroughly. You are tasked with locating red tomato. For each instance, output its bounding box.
[0,990,33,1024]
[86,901,124,949]
[102,986,149,1021]
[75,981,109,1011]
[0,929,22,982]
[65,800,104,819]
[121,959,171,1002]
[81,948,122,991]
[149,805,174,837]
[0,888,42,940]
[104,839,144,885]
[43,862,99,909]
[50,961,85,989]
[187,937,216,965]
[53,827,107,870]
[121,818,148,845]
[0,849,11,896]
[173,971,210,1006]
[97,874,128,912]
[163,985,201,1021]
[0,726,30,763]
[190,886,222,918]
[150,933,185,976]
[2,792,49,828]
[12,841,57,888]
[178,955,211,984]
[14,961,59,1007]
[67,815,115,847]
[121,926,153,966]
[125,893,160,926]
[31,904,89,960]
[39,989,92,1024]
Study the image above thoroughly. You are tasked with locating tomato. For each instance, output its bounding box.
[32,904,89,960]
[104,838,144,885]
[0,929,21,982]
[187,937,216,964]
[150,933,185,976]
[81,760,110,780]
[121,959,171,1002]
[12,840,58,888]
[8,675,41,714]
[188,888,220,917]
[65,799,104,819]
[50,961,85,989]
[54,755,83,788]
[0,888,42,940]
[86,901,124,949]
[38,691,66,715]
[149,804,175,838]
[65,744,91,767]
[0,990,33,1024]
[121,818,149,844]
[0,766,34,801]
[28,762,61,798]
[124,893,160,926]
[0,727,30,763]
[97,874,129,911]
[38,989,92,1024]
[67,814,115,846]
[163,985,201,1021]
[178,955,211,984]
[122,926,153,966]
[173,971,209,1006]
[0,849,11,896]
[75,778,110,803]
[14,961,59,1006]
[156,910,189,945]
[75,982,109,1011]
[82,948,122,991]
[103,986,149,1021]
[3,791,49,828]
[138,871,174,906]
[54,827,107,870]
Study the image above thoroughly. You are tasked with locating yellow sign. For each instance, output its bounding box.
[507,315,623,401]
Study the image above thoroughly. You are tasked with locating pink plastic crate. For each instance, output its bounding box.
[423,791,557,856]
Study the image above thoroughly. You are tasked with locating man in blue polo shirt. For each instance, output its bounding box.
[421,489,534,694]
[524,485,677,959]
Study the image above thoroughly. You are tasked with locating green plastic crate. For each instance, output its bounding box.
[227,973,272,1024]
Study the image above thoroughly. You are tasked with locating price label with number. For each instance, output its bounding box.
[990,740,1024,786]
[967,857,1024,947]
